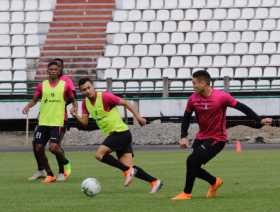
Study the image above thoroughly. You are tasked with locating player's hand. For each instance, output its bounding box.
[70,106,78,117]
[179,137,190,149]
[137,116,147,126]
[22,105,29,114]
[261,118,272,125]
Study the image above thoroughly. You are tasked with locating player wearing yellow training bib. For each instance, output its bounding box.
[72,78,163,194]
[22,61,78,183]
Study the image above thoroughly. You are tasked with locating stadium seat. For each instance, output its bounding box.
[170,56,183,67]
[151,0,164,9]
[121,22,134,33]
[142,10,156,21]
[0,71,12,81]
[128,33,141,44]
[163,44,176,56]
[135,22,148,32]
[249,67,262,77]
[119,68,132,79]
[134,45,148,56]
[149,21,162,32]
[128,10,141,21]
[185,9,198,20]
[12,47,26,58]
[126,81,140,92]
[157,10,169,21]
[163,21,177,32]
[26,47,40,58]
[141,57,154,68]
[25,12,39,22]
[155,56,168,68]
[11,12,24,22]
[0,83,12,93]
[220,68,234,77]
[119,45,133,56]
[11,0,24,10]
[13,59,27,69]
[148,68,161,78]
[263,67,277,77]
[178,21,191,32]
[148,44,162,56]
[177,68,192,78]
[26,35,39,45]
[0,47,11,57]
[107,22,120,33]
[235,68,249,78]
[105,45,119,57]
[126,57,140,68]
[157,32,170,43]
[112,57,125,68]
[133,68,147,79]
[170,10,184,20]
[136,0,149,9]
[104,69,118,79]
[113,10,128,21]
[170,81,184,90]
[162,68,176,78]
[39,11,53,22]
[177,44,191,55]
[14,83,27,93]
[0,35,10,45]
[142,33,156,44]
[11,24,24,34]
[0,59,12,70]
[13,71,27,81]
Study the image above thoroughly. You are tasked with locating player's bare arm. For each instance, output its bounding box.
[119,99,146,126]
[71,111,89,127]
[22,96,39,114]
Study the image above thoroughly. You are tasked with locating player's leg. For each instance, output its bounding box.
[33,127,56,183]
[117,130,163,192]
[28,126,46,180]
[55,126,66,177]
[95,144,129,172]
[48,127,71,181]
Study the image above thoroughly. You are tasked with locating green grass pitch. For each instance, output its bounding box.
[0,149,279,212]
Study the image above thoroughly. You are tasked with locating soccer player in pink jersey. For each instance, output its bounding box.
[172,70,272,200]
[29,58,77,181]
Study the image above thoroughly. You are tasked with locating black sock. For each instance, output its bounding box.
[52,147,69,165]
[100,154,129,171]
[56,154,65,173]
[133,165,156,182]
[38,149,53,176]
[33,142,44,170]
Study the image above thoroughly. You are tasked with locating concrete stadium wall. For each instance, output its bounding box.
[1,96,279,120]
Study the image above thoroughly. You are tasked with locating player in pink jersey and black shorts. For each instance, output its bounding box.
[172,70,272,200]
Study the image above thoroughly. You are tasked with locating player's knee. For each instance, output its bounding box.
[95,151,104,161]
[35,144,43,153]
[49,143,59,153]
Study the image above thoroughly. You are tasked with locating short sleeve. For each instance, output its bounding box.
[34,83,42,98]
[185,95,194,112]
[223,92,238,107]
[102,92,121,108]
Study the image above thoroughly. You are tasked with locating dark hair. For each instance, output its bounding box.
[78,77,92,87]
[192,70,211,85]
[53,58,64,67]
[47,61,59,68]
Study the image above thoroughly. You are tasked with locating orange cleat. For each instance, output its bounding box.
[207,177,223,198]
[123,167,136,187]
[171,192,192,200]
[149,179,163,193]
[41,175,56,184]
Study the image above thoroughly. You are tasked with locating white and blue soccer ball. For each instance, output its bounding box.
[81,178,101,197]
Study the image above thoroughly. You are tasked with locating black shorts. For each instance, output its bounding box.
[33,126,62,145]
[192,138,226,164]
[102,130,133,158]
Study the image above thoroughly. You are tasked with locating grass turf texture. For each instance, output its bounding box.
[0,149,279,212]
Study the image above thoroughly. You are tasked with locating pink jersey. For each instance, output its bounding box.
[34,80,74,101]
[60,75,76,93]
[186,89,238,142]
[82,91,121,115]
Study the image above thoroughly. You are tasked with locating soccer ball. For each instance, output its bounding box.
[81,178,101,197]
